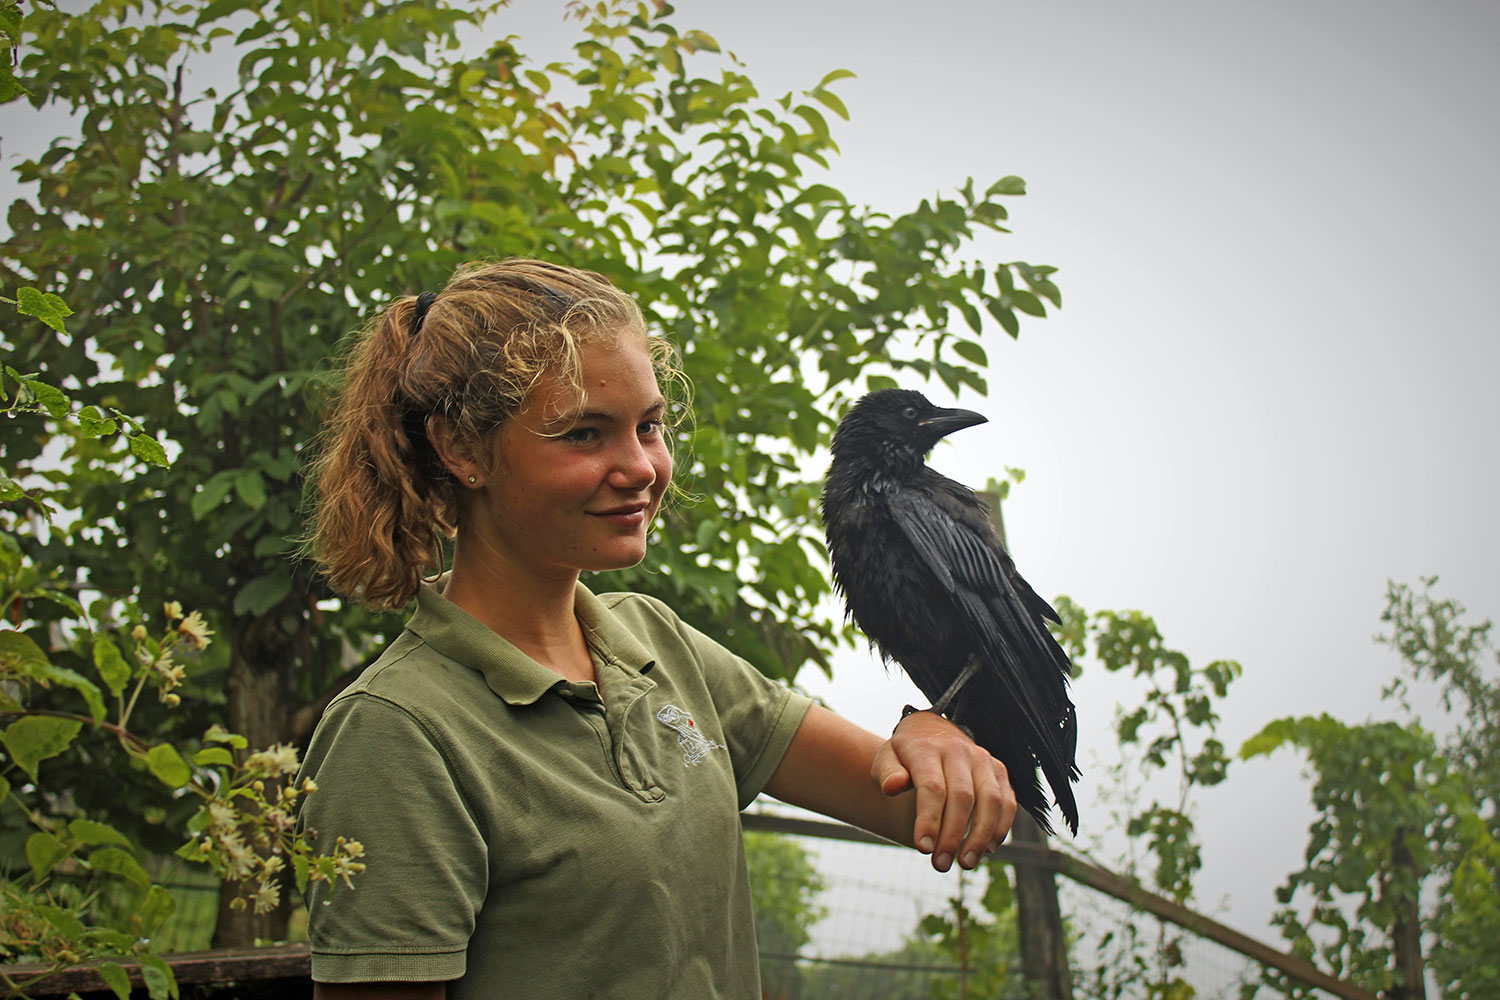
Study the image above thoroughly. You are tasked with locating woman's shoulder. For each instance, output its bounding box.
[589,590,707,651]
[327,628,491,721]
[586,589,750,676]
[592,589,675,621]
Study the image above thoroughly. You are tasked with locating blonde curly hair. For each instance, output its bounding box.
[307,259,681,610]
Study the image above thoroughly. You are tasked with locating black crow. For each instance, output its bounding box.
[822,388,1080,835]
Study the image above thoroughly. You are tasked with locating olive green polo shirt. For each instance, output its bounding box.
[298,583,812,999]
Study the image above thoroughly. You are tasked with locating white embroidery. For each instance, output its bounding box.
[656,704,725,766]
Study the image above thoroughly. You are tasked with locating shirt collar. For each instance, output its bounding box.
[405,580,657,706]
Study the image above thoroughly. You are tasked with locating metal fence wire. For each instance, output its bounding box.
[88,811,1359,1000]
[741,809,1359,1000]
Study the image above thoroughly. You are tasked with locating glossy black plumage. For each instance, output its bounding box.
[821,389,1080,835]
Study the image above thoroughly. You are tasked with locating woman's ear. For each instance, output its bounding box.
[426,414,484,487]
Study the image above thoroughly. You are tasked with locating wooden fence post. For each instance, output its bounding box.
[977,486,1074,1000]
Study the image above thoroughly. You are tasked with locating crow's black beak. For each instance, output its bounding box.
[919,407,988,440]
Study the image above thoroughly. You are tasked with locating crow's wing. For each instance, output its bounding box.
[887,486,1080,827]
[887,488,1070,699]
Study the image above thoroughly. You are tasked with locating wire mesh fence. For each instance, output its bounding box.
[742,808,1350,1000]
[49,810,1354,999]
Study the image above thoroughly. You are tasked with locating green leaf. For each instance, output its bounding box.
[129,433,170,468]
[812,87,849,121]
[865,374,899,391]
[235,468,267,509]
[0,775,9,804]
[26,831,69,879]
[794,183,845,206]
[953,339,987,366]
[185,803,212,834]
[93,636,132,697]
[15,286,74,333]
[1239,718,1299,760]
[76,405,120,438]
[981,860,1013,912]
[986,300,1020,338]
[3,715,84,780]
[176,130,216,154]
[293,852,311,894]
[683,29,720,52]
[234,570,292,616]
[1010,289,1047,317]
[97,962,132,1000]
[136,953,178,1000]
[793,104,831,140]
[88,845,152,888]
[191,471,237,520]
[987,175,1027,197]
[0,629,49,677]
[35,903,86,939]
[205,726,248,748]
[28,378,70,418]
[192,746,235,766]
[40,663,107,724]
[69,818,132,848]
[144,743,192,787]
[138,884,176,935]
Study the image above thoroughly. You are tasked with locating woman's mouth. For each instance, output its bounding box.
[591,503,649,526]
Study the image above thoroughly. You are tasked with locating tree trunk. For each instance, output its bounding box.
[1012,811,1074,1000]
[1387,830,1426,1000]
[976,486,1073,1000]
[211,639,296,947]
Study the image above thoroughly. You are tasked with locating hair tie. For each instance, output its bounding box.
[411,291,437,337]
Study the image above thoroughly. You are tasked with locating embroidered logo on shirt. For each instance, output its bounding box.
[656,704,725,766]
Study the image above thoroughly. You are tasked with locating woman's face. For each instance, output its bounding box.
[466,335,672,581]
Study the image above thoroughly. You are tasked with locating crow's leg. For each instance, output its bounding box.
[931,655,981,717]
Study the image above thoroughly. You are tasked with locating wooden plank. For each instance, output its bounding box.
[0,944,310,997]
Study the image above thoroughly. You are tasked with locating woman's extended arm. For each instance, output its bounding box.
[764,704,1017,872]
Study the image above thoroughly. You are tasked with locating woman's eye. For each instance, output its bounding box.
[562,427,599,443]
[638,419,664,437]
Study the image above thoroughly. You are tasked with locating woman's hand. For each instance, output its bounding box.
[872,709,1017,871]
[765,704,1017,872]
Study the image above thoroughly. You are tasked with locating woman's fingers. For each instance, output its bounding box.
[956,756,1015,868]
[888,712,1015,871]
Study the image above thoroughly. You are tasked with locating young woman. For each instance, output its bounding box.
[301,259,1017,999]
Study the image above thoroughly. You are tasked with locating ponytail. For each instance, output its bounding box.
[306,295,458,610]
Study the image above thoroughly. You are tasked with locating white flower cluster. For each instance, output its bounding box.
[186,745,320,914]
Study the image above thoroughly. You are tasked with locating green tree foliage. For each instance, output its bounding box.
[915,863,1024,1000]
[1052,597,1241,1000]
[3,0,1055,941]
[2,290,358,998]
[0,0,31,103]
[744,831,827,1000]
[792,865,1022,1000]
[1241,579,1499,1000]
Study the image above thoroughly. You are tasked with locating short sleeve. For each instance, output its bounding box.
[297,693,487,983]
[666,616,813,809]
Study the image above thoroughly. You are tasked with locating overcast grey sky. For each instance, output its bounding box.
[653,0,1500,944]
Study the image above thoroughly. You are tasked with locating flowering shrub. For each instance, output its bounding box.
[2,287,360,998]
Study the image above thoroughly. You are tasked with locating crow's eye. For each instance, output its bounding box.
[902,406,917,419]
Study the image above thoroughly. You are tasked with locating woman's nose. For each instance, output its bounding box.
[609,437,657,490]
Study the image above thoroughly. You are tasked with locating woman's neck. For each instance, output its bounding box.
[439,545,596,685]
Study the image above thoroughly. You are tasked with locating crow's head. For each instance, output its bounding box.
[830,388,987,479]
